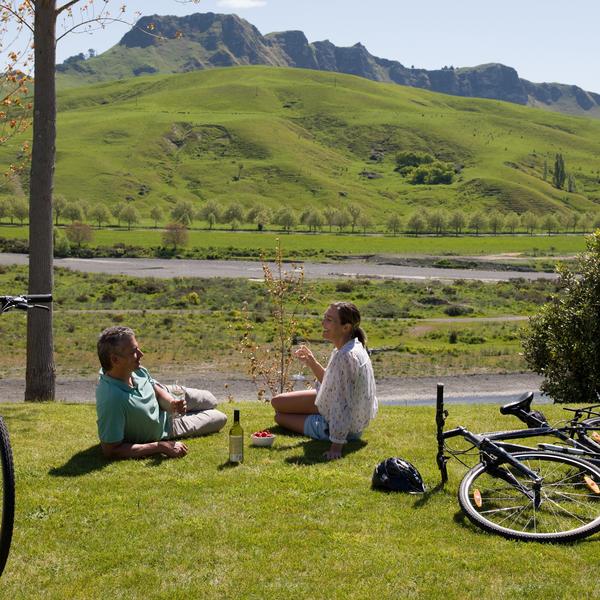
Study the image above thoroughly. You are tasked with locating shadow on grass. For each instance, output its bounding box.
[284,439,368,466]
[217,460,244,471]
[451,509,600,544]
[257,424,369,465]
[48,444,110,477]
[411,481,447,508]
[49,445,171,476]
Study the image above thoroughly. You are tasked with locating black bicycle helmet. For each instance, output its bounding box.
[372,457,426,493]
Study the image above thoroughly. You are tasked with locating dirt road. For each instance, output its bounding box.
[0,253,558,282]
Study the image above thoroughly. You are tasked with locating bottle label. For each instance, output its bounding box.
[229,435,243,463]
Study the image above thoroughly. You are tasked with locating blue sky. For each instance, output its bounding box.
[56,0,599,92]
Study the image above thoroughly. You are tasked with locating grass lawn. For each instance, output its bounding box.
[1,401,598,598]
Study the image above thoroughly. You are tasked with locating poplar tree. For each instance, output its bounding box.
[553,153,566,189]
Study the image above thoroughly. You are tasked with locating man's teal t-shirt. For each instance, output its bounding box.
[96,367,169,444]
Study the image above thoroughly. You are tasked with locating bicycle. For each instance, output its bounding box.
[0,294,52,576]
[435,384,600,542]
[491,391,600,465]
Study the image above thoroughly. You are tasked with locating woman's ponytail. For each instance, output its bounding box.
[332,301,368,350]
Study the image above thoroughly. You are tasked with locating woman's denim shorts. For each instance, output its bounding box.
[303,414,362,442]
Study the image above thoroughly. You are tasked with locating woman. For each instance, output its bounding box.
[271,301,378,460]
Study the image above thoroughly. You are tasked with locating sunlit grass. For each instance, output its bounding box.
[0,401,597,599]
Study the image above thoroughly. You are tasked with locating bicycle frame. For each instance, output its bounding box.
[442,424,543,497]
[436,384,600,483]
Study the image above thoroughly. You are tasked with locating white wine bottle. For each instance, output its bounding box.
[229,409,244,463]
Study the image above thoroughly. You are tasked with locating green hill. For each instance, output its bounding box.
[3,66,600,223]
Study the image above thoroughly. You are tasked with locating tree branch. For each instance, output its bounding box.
[57,16,173,43]
[56,16,130,42]
[56,0,82,16]
[0,4,34,33]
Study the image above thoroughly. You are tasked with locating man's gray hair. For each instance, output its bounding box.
[97,326,136,371]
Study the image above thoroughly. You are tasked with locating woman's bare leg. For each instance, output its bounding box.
[271,390,318,414]
[274,412,308,435]
[271,390,318,436]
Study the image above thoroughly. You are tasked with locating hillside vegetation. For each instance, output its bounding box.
[3,66,600,224]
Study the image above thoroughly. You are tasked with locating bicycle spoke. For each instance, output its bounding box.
[459,453,600,540]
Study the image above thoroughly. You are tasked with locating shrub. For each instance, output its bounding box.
[335,280,355,293]
[100,291,116,303]
[409,162,454,185]
[444,304,474,317]
[65,221,93,248]
[395,151,434,169]
[417,296,449,306]
[53,232,71,257]
[522,231,600,403]
[162,222,189,250]
[363,298,402,318]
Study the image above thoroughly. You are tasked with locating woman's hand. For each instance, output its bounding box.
[295,344,325,382]
[323,442,344,461]
[294,344,315,365]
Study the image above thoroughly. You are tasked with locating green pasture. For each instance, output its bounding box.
[0,225,588,259]
[0,265,553,379]
[1,401,598,598]
[2,66,600,223]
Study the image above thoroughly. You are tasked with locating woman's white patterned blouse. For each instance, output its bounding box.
[315,337,378,444]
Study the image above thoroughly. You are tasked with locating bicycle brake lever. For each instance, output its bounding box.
[30,304,50,311]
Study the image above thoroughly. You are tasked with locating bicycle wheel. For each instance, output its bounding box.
[458,451,600,542]
[0,417,15,576]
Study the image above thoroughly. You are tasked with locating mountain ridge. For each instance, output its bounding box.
[56,12,600,119]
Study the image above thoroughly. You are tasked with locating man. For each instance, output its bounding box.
[96,326,227,459]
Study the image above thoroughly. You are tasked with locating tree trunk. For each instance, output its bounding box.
[26,2,57,401]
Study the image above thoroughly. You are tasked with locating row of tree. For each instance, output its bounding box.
[4,195,600,236]
[58,221,189,251]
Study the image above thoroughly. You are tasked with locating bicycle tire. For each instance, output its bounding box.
[458,451,600,542]
[0,417,15,576]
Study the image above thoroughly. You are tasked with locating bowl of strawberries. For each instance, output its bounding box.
[251,429,275,447]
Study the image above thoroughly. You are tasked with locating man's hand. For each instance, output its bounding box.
[160,441,188,458]
[323,442,344,461]
[170,396,186,415]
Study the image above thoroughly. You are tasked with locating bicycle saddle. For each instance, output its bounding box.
[500,392,548,427]
[500,392,534,416]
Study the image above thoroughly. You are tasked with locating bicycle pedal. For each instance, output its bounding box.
[584,475,600,495]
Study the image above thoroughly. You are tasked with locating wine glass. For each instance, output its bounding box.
[171,380,185,419]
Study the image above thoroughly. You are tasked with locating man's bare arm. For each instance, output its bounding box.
[154,383,186,414]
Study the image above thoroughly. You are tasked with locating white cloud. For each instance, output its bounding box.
[217,0,267,8]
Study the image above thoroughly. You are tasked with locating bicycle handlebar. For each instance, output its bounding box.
[0,294,53,313]
[442,426,466,439]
